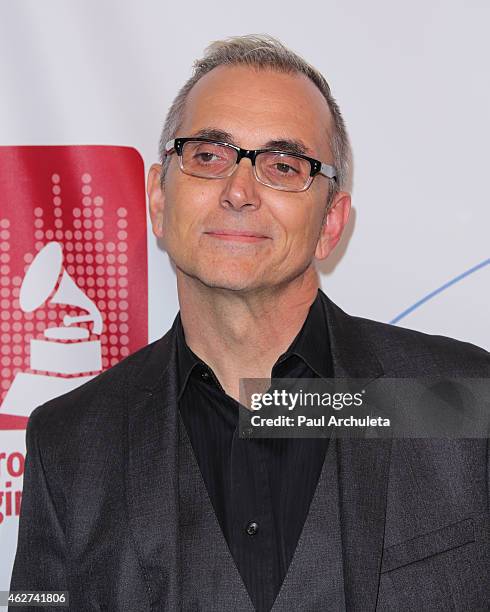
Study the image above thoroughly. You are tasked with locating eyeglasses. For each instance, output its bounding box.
[164,137,337,193]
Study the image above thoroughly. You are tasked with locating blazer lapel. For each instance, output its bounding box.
[336,437,392,611]
[125,317,182,610]
[320,291,393,611]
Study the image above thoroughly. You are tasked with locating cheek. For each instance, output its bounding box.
[163,182,207,239]
[275,196,323,248]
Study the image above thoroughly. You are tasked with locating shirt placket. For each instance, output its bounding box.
[230,427,277,611]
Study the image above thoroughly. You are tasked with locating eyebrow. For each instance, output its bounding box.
[190,128,312,156]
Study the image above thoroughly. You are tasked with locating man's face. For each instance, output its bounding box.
[148,65,350,292]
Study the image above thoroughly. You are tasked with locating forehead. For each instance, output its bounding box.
[179,65,333,159]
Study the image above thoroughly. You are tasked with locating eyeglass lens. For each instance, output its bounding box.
[181,141,311,191]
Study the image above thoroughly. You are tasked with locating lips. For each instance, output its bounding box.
[203,228,271,244]
[205,229,269,238]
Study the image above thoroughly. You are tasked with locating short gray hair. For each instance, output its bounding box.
[158,34,351,204]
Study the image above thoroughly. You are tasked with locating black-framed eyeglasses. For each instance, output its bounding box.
[164,137,337,193]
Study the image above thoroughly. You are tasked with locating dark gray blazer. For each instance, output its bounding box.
[10,292,490,611]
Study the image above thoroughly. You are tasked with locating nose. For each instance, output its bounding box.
[219,157,261,211]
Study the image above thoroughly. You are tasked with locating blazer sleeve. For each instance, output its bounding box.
[9,410,68,609]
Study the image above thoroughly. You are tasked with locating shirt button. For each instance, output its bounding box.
[246,521,259,536]
[200,369,211,382]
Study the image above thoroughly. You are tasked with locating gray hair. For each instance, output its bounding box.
[158,34,351,207]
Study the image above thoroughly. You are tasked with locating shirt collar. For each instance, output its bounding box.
[176,313,200,400]
[176,288,332,398]
[272,288,332,379]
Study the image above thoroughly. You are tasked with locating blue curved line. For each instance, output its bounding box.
[389,258,490,325]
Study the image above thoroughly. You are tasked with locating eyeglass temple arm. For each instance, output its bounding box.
[164,139,176,155]
[320,163,337,181]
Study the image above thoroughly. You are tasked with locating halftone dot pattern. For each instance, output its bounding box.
[0,167,134,406]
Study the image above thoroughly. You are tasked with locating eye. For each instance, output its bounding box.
[273,162,299,175]
[194,151,221,163]
[189,143,234,166]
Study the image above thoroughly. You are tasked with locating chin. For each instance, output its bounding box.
[196,274,260,292]
[181,263,265,293]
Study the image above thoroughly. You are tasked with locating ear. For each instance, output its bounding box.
[147,163,165,239]
[314,191,351,260]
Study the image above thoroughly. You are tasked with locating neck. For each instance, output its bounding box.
[177,266,320,401]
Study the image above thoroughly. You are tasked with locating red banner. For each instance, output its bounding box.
[0,146,148,429]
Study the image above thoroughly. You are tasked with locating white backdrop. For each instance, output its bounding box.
[1,0,489,596]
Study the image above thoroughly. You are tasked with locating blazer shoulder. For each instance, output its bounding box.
[352,314,489,376]
[28,325,175,439]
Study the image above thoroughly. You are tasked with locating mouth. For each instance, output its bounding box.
[204,230,270,243]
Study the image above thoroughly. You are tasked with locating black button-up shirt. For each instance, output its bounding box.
[177,289,332,612]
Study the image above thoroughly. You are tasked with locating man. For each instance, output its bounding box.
[10,35,489,611]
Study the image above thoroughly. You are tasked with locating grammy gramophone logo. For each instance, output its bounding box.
[0,145,148,426]
[2,241,103,417]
